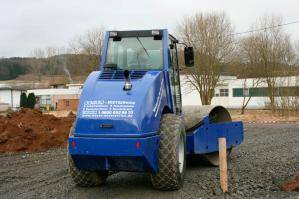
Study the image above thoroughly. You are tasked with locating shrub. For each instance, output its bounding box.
[27,93,36,109]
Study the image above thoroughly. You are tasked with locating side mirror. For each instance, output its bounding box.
[184,47,194,67]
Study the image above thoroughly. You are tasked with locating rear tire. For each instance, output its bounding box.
[67,122,108,187]
[67,154,108,187]
[150,114,186,190]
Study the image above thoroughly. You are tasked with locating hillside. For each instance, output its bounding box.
[0,57,29,80]
[0,54,98,81]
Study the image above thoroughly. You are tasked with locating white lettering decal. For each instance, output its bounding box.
[153,79,164,117]
[82,100,135,118]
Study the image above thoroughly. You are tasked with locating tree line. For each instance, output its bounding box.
[0,57,29,80]
[27,27,105,82]
[0,27,105,81]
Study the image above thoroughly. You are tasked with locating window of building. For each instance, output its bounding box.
[41,95,51,105]
[66,100,70,107]
[233,88,243,97]
[243,88,249,96]
[233,87,269,97]
[249,87,268,97]
[219,89,229,97]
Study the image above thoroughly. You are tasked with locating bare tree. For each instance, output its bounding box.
[69,27,105,73]
[44,47,74,83]
[295,41,299,66]
[178,12,235,105]
[275,76,299,117]
[240,77,262,114]
[45,47,60,78]
[251,15,295,111]
[29,48,45,81]
[238,35,262,114]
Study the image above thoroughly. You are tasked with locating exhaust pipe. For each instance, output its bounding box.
[123,70,132,91]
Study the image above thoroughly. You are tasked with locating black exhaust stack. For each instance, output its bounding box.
[123,70,132,91]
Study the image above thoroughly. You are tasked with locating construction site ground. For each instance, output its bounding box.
[47,109,299,123]
[230,109,299,123]
[0,123,298,198]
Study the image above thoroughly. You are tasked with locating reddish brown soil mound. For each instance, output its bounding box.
[0,109,75,153]
[280,175,299,192]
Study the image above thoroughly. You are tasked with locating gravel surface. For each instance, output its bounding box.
[0,123,298,199]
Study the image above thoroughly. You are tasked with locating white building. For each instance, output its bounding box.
[27,84,82,110]
[181,75,299,109]
[0,86,26,110]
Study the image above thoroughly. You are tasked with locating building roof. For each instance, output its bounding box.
[27,87,81,96]
[66,83,83,87]
[0,86,26,91]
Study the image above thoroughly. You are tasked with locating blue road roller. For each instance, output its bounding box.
[68,29,244,190]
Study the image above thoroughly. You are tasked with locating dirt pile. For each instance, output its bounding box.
[280,175,299,192]
[0,108,75,153]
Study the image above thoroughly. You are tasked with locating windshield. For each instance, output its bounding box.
[105,37,163,70]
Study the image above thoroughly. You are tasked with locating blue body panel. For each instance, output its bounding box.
[69,135,159,172]
[68,29,244,173]
[186,117,244,155]
[75,70,168,137]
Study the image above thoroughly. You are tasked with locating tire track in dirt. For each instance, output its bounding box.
[1,151,65,172]
[0,149,69,198]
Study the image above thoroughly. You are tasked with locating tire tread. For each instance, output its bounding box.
[151,114,186,190]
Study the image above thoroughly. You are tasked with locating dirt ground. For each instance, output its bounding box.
[230,109,299,123]
[280,175,299,192]
[0,109,75,153]
[45,110,77,118]
[0,123,298,199]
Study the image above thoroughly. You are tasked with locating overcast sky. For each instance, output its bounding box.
[1,0,299,57]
